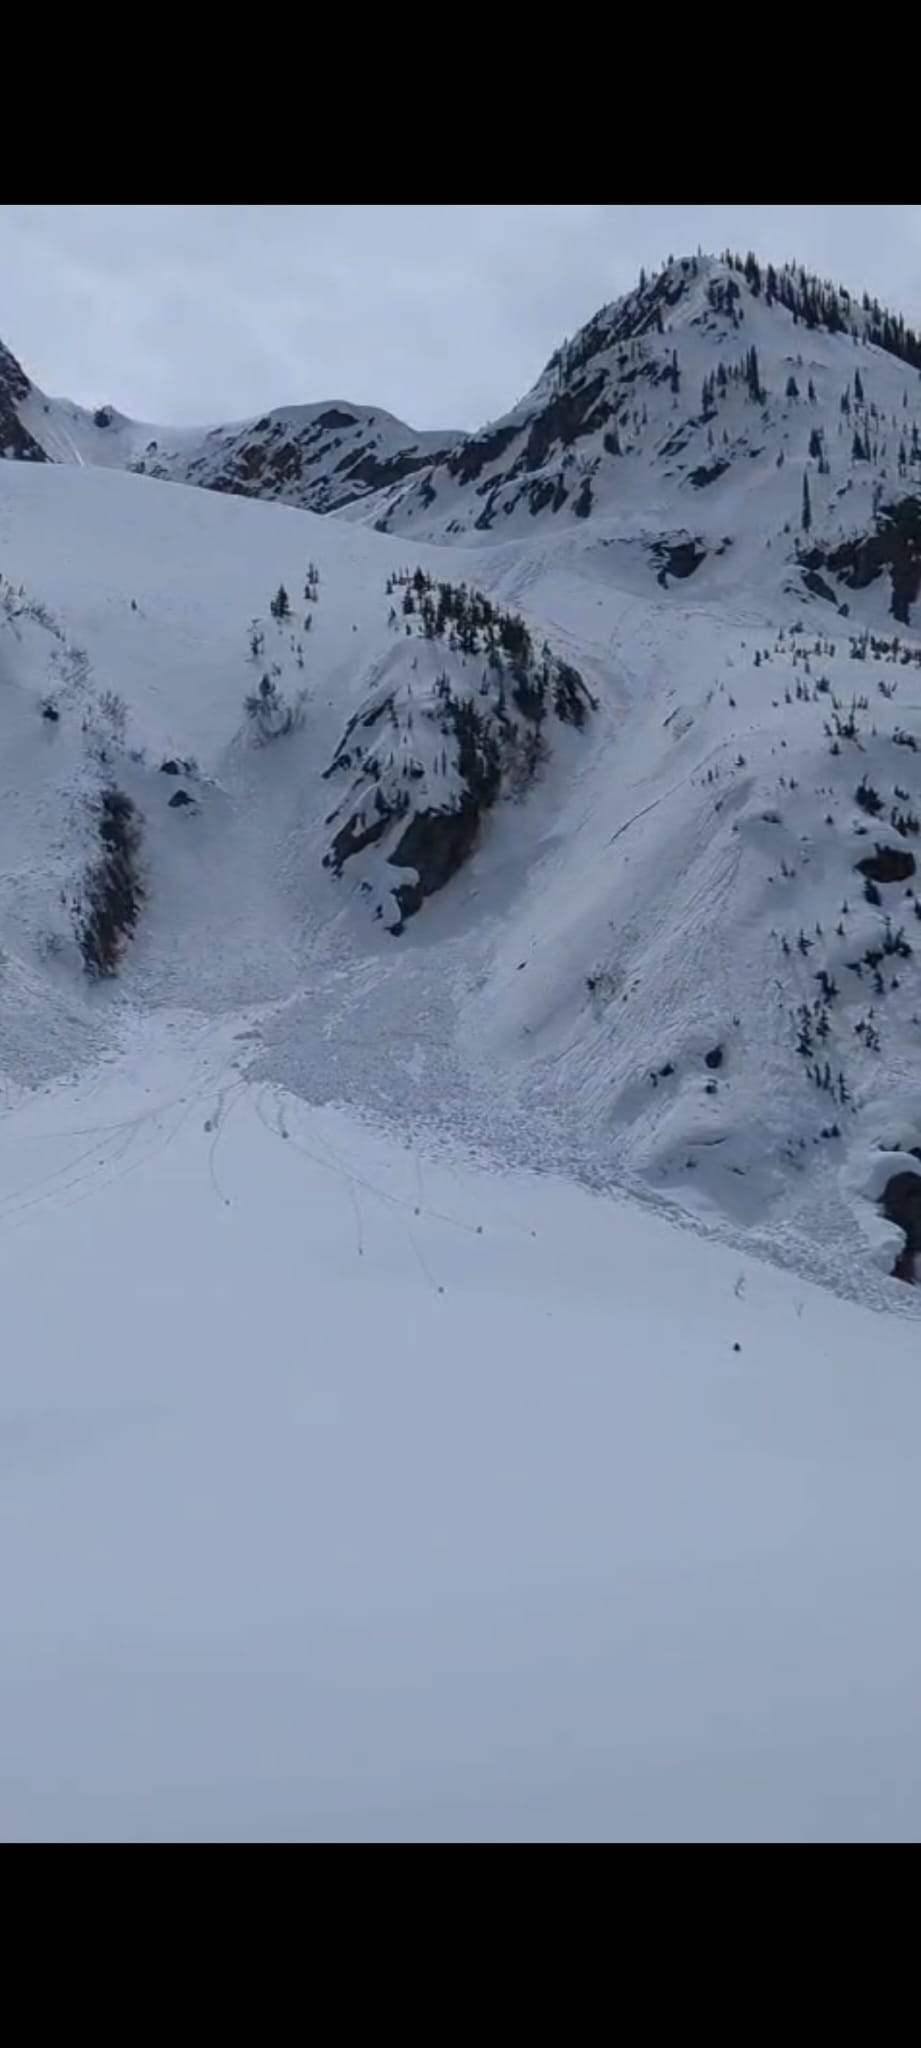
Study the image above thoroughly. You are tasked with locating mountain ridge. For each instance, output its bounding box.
[0,331,462,513]
[2,247,921,1296]
[4,249,920,533]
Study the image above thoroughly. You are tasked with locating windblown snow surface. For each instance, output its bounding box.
[3,1018,921,1843]
[3,254,921,1839]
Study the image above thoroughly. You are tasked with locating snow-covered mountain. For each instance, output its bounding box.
[6,244,921,1842]
[2,251,921,1304]
[363,253,921,555]
[0,333,461,513]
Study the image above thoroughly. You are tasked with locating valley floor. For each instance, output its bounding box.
[2,1012,921,1842]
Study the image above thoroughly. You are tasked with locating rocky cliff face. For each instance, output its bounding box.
[0,339,47,462]
[128,402,462,514]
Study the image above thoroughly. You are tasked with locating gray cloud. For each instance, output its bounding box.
[1,205,919,433]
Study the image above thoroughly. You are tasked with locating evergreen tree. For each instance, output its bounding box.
[786,375,800,399]
[854,368,864,404]
[746,345,764,403]
[270,584,291,621]
[801,473,812,532]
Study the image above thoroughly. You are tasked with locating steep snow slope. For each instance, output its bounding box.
[0,331,460,512]
[2,1021,921,1842]
[2,448,921,1302]
[6,251,921,1846]
[4,249,921,1301]
[0,459,598,1067]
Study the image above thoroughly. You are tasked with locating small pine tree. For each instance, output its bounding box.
[271,584,291,621]
[801,473,812,532]
[746,345,764,403]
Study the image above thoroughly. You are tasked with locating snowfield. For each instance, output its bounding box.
[2,445,919,1304]
[2,249,921,1839]
[2,1016,921,1844]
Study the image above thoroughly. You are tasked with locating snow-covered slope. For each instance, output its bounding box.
[1,443,920,1296]
[2,252,921,1303]
[5,249,921,1841]
[0,333,460,513]
[364,254,921,550]
[3,1020,921,1843]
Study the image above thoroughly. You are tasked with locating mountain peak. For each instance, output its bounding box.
[357,245,921,555]
[2,245,920,549]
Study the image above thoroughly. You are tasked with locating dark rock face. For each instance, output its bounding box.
[337,444,443,495]
[324,788,406,874]
[855,845,916,886]
[651,539,707,586]
[388,800,482,931]
[515,376,610,476]
[168,789,194,808]
[0,338,47,464]
[323,769,491,934]
[801,566,839,605]
[882,1169,921,1282]
[312,408,358,431]
[445,423,519,487]
[169,406,460,515]
[800,497,921,625]
[689,459,730,489]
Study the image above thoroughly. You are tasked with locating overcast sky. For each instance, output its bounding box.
[1,205,920,433]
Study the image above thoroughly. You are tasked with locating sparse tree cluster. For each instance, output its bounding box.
[723,251,921,372]
[75,788,145,977]
[384,567,593,727]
